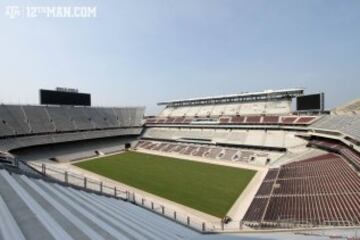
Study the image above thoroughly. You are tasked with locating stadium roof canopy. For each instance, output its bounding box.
[158,88,304,107]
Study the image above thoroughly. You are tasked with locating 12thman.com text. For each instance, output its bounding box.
[5,5,97,19]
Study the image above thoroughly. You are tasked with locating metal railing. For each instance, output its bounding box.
[28,162,212,233]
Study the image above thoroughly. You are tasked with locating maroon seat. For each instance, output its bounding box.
[219,117,230,124]
[296,116,316,124]
[244,153,360,227]
[231,116,245,124]
[262,116,280,124]
[281,116,297,124]
[246,116,262,124]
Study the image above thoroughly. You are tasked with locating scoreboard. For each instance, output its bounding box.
[296,93,324,112]
[40,89,91,106]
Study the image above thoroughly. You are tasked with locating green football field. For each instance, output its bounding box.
[74,151,256,218]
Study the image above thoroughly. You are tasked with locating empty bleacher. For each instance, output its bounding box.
[136,139,270,165]
[230,116,245,124]
[311,114,360,141]
[143,127,305,149]
[239,102,266,115]
[262,116,280,124]
[243,130,265,146]
[0,121,14,137]
[0,168,199,240]
[265,101,291,115]
[310,138,360,171]
[264,131,285,148]
[0,104,144,151]
[246,116,262,124]
[66,107,95,130]
[157,97,300,120]
[23,106,55,133]
[211,104,227,116]
[221,149,238,161]
[206,148,223,159]
[243,153,360,227]
[46,106,76,131]
[146,115,319,126]
[227,130,248,143]
[0,105,30,135]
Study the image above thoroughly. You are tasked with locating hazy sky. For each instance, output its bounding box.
[0,0,359,115]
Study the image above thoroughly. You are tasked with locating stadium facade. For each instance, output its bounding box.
[1,88,360,239]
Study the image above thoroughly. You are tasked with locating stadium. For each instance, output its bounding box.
[1,87,360,239]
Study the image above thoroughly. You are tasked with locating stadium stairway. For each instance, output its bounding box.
[0,168,200,240]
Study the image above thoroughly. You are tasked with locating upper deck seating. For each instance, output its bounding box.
[23,106,55,133]
[311,114,360,141]
[46,106,76,131]
[65,107,94,130]
[85,108,111,128]
[0,105,144,151]
[239,102,266,115]
[0,105,30,135]
[0,119,14,136]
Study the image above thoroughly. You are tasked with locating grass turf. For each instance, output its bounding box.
[74,151,256,218]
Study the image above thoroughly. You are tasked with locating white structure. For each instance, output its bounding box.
[158,89,302,117]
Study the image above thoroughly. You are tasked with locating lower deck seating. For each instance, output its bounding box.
[310,139,360,170]
[136,140,269,164]
[222,149,238,160]
[243,153,360,227]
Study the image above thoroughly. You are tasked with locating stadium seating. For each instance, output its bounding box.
[145,115,319,126]
[136,140,269,164]
[230,116,245,124]
[281,116,297,124]
[264,131,285,148]
[296,116,316,124]
[243,153,360,227]
[0,105,30,135]
[46,106,76,131]
[143,127,306,149]
[0,128,142,152]
[0,104,144,151]
[311,114,360,141]
[158,100,292,117]
[0,168,198,240]
[265,101,291,115]
[262,116,280,124]
[309,138,360,170]
[246,116,262,124]
[23,106,55,133]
